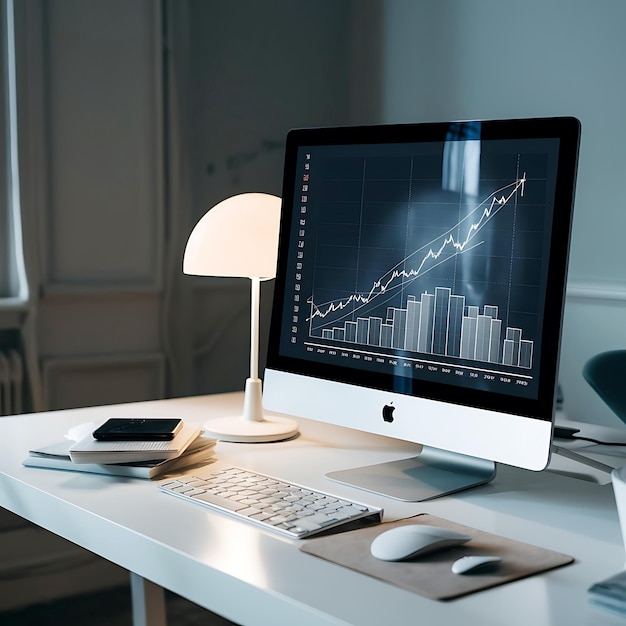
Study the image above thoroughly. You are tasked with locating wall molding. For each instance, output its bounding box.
[43,352,165,411]
[566,281,626,302]
[39,0,164,291]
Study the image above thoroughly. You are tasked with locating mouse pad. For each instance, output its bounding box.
[299,513,574,600]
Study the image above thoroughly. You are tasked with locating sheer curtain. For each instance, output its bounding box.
[0,0,27,303]
[0,0,43,414]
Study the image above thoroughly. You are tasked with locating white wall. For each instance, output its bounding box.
[166,0,359,398]
[380,0,626,426]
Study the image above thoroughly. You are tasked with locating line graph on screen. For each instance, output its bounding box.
[305,161,544,370]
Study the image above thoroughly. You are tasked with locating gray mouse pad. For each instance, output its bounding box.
[300,513,574,600]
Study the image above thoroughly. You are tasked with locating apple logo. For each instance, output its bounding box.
[382,403,395,423]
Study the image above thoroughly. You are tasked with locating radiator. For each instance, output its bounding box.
[0,349,23,415]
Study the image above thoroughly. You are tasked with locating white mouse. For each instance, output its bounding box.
[451,555,502,574]
[370,524,471,562]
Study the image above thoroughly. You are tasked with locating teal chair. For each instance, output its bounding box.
[582,350,626,424]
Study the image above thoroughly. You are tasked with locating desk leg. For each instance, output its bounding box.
[130,572,167,626]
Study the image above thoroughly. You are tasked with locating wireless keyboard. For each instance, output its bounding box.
[159,466,383,538]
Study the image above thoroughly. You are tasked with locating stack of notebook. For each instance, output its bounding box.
[23,420,216,479]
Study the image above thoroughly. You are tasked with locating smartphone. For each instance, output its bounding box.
[92,418,183,441]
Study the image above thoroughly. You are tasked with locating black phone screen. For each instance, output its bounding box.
[92,418,182,441]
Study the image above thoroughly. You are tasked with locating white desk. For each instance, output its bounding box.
[0,392,625,626]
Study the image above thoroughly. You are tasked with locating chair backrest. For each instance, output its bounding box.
[582,350,626,424]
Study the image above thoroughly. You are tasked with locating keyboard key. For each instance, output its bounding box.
[190,491,248,512]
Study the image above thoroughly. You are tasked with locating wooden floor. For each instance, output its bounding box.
[0,585,237,625]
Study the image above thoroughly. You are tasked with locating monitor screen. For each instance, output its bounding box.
[264,117,580,501]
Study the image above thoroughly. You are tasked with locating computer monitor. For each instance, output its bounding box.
[264,117,580,501]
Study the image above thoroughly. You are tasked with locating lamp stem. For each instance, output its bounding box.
[242,276,264,423]
[250,276,260,380]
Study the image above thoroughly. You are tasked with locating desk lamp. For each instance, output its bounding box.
[183,192,299,442]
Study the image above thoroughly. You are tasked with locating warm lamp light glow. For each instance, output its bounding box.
[183,193,299,443]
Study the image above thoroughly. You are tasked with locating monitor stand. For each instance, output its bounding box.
[326,446,496,502]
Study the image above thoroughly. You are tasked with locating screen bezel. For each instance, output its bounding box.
[265,117,580,467]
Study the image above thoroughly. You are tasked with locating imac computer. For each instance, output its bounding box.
[263,117,580,501]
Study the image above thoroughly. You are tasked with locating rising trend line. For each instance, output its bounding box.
[308,174,526,324]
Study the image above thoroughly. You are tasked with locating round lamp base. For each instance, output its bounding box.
[203,415,299,443]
